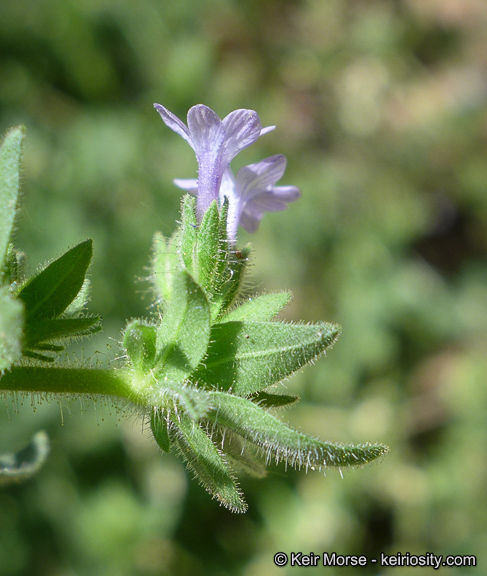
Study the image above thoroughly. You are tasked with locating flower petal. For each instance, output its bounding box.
[244,187,301,212]
[154,104,194,149]
[260,125,276,136]
[187,105,227,219]
[221,109,263,164]
[236,155,287,198]
[173,179,198,195]
[187,105,225,156]
[239,211,262,233]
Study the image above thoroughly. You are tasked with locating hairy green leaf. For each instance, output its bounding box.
[155,270,210,380]
[207,392,389,469]
[151,230,181,305]
[18,239,93,321]
[153,381,212,421]
[213,196,230,284]
[170,412,247,513]
[195,200,221,292]
[223,291,292,322]
[195,320,341,396]
[123,320,157,373]
[0,126,24,277]
[24,316,101,350]
[213,245,251,320]
[180,194,197,274]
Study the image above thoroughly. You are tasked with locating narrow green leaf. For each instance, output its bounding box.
[18,239,93,321]
[195,320,341,396]
[0,285,23,371]
[0,126,24,276]
[213,196,230,285]
[208,391,389,469]
[180,194,197,274]
[155,270,210,380]
[212,245,251,319]
[151,409,171,453]
[151,228,188,306]
[195,200,220,292]
[170,412,247,513]
[0,431,50,487]
[223,291,292,322]
[24,316,101,350]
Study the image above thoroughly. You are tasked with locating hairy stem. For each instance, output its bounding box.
[0,366,133,400]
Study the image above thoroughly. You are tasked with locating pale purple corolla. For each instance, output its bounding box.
[154,103,300,239]
[154,103,275,222]
[174,155,301,242]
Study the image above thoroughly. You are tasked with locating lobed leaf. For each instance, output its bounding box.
[207,391,389,470]
[195,320,341,396]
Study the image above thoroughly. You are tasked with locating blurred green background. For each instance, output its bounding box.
[1,0,487,574]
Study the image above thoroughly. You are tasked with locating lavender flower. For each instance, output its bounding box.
[175,155,301,241]
[154,103,274,221]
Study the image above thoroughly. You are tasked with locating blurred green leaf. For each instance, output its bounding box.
[0,285,23,371]
[0,126,24,279]
[0,431,49,487]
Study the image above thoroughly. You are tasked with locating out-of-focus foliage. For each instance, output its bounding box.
[1,0,486,574]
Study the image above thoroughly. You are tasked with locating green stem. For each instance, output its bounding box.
[0,366,134,400]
